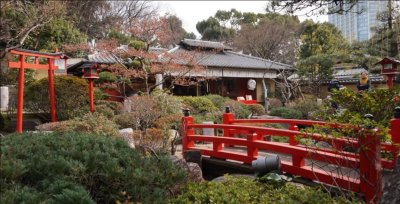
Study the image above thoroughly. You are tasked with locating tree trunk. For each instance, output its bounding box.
[262,79,269,112]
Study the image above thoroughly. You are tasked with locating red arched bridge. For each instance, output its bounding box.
[181,107,400,204]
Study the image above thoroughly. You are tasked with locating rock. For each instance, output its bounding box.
[119,128,135,148]
[170,155,203,182]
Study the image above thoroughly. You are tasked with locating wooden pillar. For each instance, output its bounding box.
[48,58,56,122]
[16,54,25,133]
[89,79,94,112]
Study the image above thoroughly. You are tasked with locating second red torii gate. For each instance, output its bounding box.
[8,48,67,133]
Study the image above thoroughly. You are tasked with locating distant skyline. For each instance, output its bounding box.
[155,1,328,38]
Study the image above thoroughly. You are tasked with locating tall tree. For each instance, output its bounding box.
[267,0,361,15]
[165,15,196,47]
[196,17,235,42]
[233,13,300,64]
[369,0,400,58]
[64,1,156,40]
[297,20,349,95]
[0,1,66,57]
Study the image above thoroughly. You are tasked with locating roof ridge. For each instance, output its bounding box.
[225,50,291,68]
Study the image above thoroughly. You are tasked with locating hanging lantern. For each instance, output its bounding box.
[247,79,256,90]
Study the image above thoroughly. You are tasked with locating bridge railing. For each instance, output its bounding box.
[222,107,400,170]
[181,107,400,204]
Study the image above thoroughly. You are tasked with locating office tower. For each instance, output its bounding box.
[328,1,388,42]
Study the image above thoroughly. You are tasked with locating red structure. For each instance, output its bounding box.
[82,63,99,112]
[182,107,400,203]
[8,48,67,133]
[376,57,400,89]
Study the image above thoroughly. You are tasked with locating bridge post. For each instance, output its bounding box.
[182,109,195,158]
[288,124,299,146]
[359,114,382,204]
[389,107,400,167]
[288,124,304,167]
[247,132,259,161]
[223,106,235,147]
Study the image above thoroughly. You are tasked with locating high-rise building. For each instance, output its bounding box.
[328,1,388,42]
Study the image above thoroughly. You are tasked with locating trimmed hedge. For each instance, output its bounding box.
[172,176,360,204]
[269,107,302,119]
[25,76,88,120]
[0,132,186,203]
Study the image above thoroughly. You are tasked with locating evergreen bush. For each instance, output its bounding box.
[172,175,359,204]
[223,100,252,119]
[204,94,230,109]
[179,96,217,114]
[0,132,186,204]
[247,104,266,116]
[36,112,120,137]
[25,76,88,121]
[269,107,302,119]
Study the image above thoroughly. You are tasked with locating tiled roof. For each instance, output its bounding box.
[149,47,168,55]
[289,67,385,83]
[180,39,233,50]
[87,52,121,64]
[165,46,292,70]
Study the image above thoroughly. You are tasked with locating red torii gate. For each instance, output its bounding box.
[8,48,67,133]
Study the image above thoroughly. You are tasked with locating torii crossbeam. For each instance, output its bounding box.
[8,48,67,133]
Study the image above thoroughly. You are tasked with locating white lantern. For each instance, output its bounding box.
[247,79,256,90]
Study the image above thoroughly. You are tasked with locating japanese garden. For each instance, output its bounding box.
[1,1,400,203]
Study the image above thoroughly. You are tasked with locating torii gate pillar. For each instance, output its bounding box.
[8,48,67,133]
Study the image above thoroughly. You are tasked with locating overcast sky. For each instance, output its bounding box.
[154,1,328,38]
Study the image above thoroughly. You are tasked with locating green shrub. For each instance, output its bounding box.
[288,98,320,119]
[247,104,266,116]
[151,90,182,117]
[172,175,359,204]
[129,40,146,50]
[327,88,400,126]
[224,100,252,119]
[25,76,88,120]
[36,112,120,137]
[269,107,302,119]
[204,94,230,109]
[179,96,217,114]
[0,132,186,204]
[97,71,117,83]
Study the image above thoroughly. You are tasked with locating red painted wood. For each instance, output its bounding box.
[182,116,195,157]
[89,79,94,112]
[16,55,25,133]
[182,111,400,203]
[9,49,63,59]
[280,161,360,192]
[359,129,382,204]
[9,61,59,70]
[48,58,56,122]
[239,100,257,105]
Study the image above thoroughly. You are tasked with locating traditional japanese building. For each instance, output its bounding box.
[162,39,293,103]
